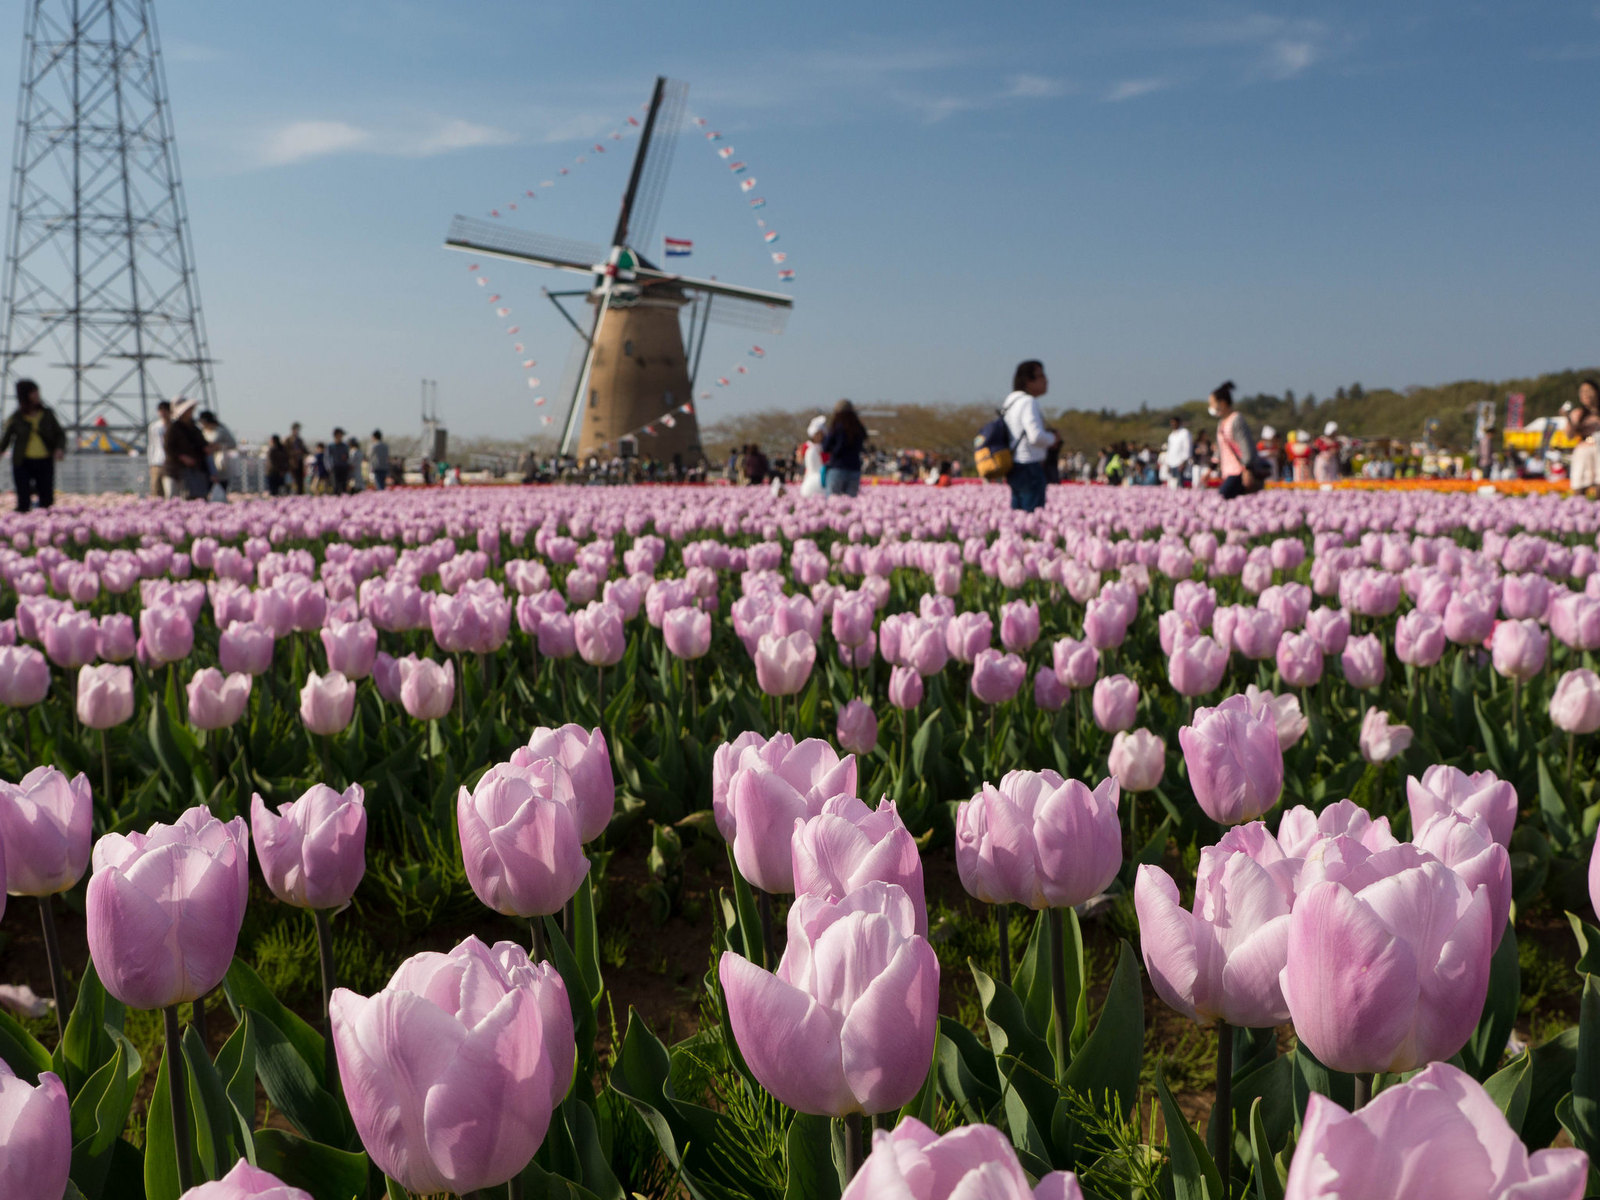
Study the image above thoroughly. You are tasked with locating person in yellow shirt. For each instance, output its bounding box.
[0,380,66,511]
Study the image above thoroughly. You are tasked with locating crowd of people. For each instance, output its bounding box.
[145,405,394,499]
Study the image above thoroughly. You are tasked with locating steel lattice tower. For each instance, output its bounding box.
[0,0,215,450]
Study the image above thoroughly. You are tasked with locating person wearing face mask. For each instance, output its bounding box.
[1209,381,1261,499]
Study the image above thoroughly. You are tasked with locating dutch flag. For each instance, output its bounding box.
[763,230,780,244]
[778,269,795,281]
[663,237,693,258]
[729,161,748,174]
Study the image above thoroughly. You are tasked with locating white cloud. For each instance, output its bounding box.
[255,116,515,167]
[1008,73,1068,99]
[1265,38,1317,79]
[1105,77,1172,102]
[260,120,369,166]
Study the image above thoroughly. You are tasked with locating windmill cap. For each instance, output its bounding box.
[807,415,827,438]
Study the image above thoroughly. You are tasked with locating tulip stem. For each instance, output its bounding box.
[843,1111,865,1182]
[597,666,606,718]
[996,905,1012,989]
[99,728,110,808]
[529,917,549,964]
[1567,731,1577,803]
[1047,908,1069,1075]
[1211,1022,1233,1190]
[38,894,69,1041]
[1353,1072,1372,1111]
[163,1005,194,1193]
[757,890,778,971]
[21,710,32,765]
[313,909,339,1091]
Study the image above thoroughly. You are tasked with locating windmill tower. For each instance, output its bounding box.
[445,77,791,464]
[0,0,215,450]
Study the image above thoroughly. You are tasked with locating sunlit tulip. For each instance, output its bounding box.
[971,648,1026,705]
[1180,695,1283,825]
[398,656,455,721]
[516,724,614,843]
[77,663,133,729]
[1407,764,1517,849]
[888,665,923,711]
[1340,634,1386,690]
[662,605,712,659]
[999,599,1040,652]
[251,783,367,911]
[1108,728,1165,793]
[1551,668,1600,734]
[330,936,574,1195]
[842,1117,1084,1200]
[0,767,92,896]
[720,882,938,1117]
[755,629,816,697]
[727,737,858,893]
[1168,634,1228,697]
[186,667,252,731]
[956,771,1121,909]
[458,762,588,916]
[320,618,378,681]
[299,670,356,736]
[0,645,49,708]
[792,795,924,932]
[1091,673,1139,732]
[1490,618,1548,681]
[573,601,626,667]
[1358,709,1412,763]
[836,698,878,756]
[0,1060,71,1200]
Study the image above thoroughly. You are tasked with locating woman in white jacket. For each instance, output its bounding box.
[799,415,827,496]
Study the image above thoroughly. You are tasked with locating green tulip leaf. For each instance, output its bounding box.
[1249,1097,1285,1200]
[782,1112,840,1200]
[1157,1065,1224,1200]
[252,1130,368,1200]
[222,959,326,1088]
[1463,922,1520,1082]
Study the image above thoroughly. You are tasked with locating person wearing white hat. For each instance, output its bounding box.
[1314,421,1341,484]
[799,414,828,496]
[163,397,211,499]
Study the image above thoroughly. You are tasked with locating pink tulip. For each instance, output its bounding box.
[1551,668,1600,734]
[1304,606,1350,656]
[662,606,711,659]
[1179,695,1283,825]
[1395,610,1447,667]
[902,618,950,677]
[836,698,878,756]
[1276,630,1323,688]
[956,771,1121,909]
[841,1116,1084,1200]
[1282,848,1493,1073]
[398,656,455,721]
[1283,1062,1586,1200]
[330,936,574,1195]
[187,667,252,731]
[218,621,275,676]
[1413,811,1512,947]
[573,600,626,667]
[1590,833,1600,922]
[1443,590,1497,646]
[0,767,92,896]
[1243,685,1308,751]
[77,663,133,729]
[516,724,614,843]
[711,731,775,841]
[1082,596,1130,650]
[96,613,135,663]
[1232,608,1284,661]
[299,670,356,735]
[0,645,49,708]
[999,600,1040,652]
[888,665,923,711]
[139,604,194,666]
[320,618,378,681]
[372,650,403,704]
[727,738,858,893]
[720,882,938,1117]
[830,593,874,646]
[1033,665,1069,711]
[41,610,98,669]
[1490,618,1548,681]
[458,762,588,916]
[792,795,924,933]
[0,1060,71,1200]
[945,611,992,664]
[1136,827,1297,1027]
[1052,636,1099,691]
[178,1160,313,1199]
[251,783,367,910]
[1340,634,1386,690]
[1168,634,1227,697]
[87,807,249,1009]
[1357,708,1412,763]
[1108,728,1165,792]
[755,629,816,697]
[1407,764,1517,849]
[970,648,1026,705]
[536,611,577,659]
[1091,673,1139,732]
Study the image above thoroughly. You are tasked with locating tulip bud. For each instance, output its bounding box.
[517,724,614,843]
[77,663,134,729]
[1340,634,1386,690]
[251,784,367,911]
[186,667,252,731]
[1108,728,1165,793]
[0,1061,71,1200]
[398,656,455,721]
[299,670,356,736]
[836,698,878,756]
[1179,695,1283,825]
[755,630,816,697]
[219,621,275,676]
[320,618,378,681]
[0,766,92,896]
[792,795,923,932]
[956,771,1121,909]
[970,648,1026,705]
[1168,634,1228,697]
[1407,764,1517,849]
[1033,666,1069,711]
[0,645,50,708]
[1276,630,1324,689]
[1395,610,1447,667]
[1490,618,1548,682]
[1091,673,1139,732]
[662,606,712,660]
[458,764,588,917]
[1551,668,1600,734]
[1358,709,1412,764]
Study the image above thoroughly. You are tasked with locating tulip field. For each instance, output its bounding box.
[6,483,1600,1199]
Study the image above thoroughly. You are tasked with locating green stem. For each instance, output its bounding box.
[529,917,549,964]
[996,905,1012,990]
[843,1111,865,1182]
[1353,1072,1372,1110]
[313,909,339,1092]
[1047,907,1069,1076]
[1567,731,1576,803]
[758,890,778,971]
[38,894,69,1042]
[1211,1022,1234,1189]
[163,1005,194,1193]
[100,729,110,811]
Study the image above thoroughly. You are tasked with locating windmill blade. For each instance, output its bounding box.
[444,216,604,277]
[634,266,793,308]
[621,78,689,252]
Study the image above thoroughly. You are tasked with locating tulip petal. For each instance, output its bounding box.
[719,952,854,1116]
[1134,866,1202,1024]
[839,937,939,1115]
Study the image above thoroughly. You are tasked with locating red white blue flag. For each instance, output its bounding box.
[763,230,780,244]
[663,237,693,258]
[749,196,765,208]
[749,346,765,357]
[728,161,748,174]
[777,269,795,281]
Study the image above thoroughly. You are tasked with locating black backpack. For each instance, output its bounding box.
[974,401,1016,479]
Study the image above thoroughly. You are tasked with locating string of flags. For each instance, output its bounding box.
[600,401,697,453]
[482,101,651,219]
[691,117,795,287]
[464,260,546,413]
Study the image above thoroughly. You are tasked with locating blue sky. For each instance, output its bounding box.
[2,1,1597,441]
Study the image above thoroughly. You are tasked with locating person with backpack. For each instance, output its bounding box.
[1211,381,1265,500]
[1000,360,1051,512]
[821,399,867,496]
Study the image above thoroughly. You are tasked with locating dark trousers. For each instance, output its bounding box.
[291,465,305,494]
[1219,474,1246,500]
[1007,460,1047,512]
[331,466,350,495]
[13,457,53,512]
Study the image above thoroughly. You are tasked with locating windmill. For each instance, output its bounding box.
[443,77,793,465]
